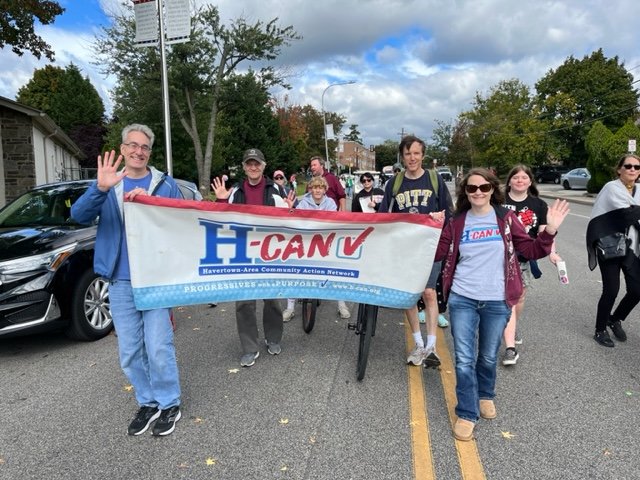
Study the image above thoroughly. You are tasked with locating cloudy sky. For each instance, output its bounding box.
[2,0,640,147]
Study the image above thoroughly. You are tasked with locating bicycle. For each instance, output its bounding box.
[348,303,379,381]
[301,298,321,333]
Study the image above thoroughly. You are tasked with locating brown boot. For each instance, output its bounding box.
[479,399,496,419]
[453,418,475,441]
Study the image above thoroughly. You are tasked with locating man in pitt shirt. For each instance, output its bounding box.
[379,135,453,369]
[212,148,293,367]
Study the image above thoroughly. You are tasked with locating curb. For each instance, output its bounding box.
[539,191,594,206]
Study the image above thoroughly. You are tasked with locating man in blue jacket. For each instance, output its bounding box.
[71,124,183,437]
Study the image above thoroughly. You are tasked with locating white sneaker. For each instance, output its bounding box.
[282,308,295,322]
[407,346,427,366]
[338,303,351,319]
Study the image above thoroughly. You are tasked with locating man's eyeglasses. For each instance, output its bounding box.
[362,178,373,183]
[123,142,152,153]
[623,164,640,170]
[465,183,493,194]
[274,176,285,180]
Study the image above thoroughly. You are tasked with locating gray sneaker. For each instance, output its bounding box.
[265,340,281,355]
[240,351,259,367]
[502,348,519,366]
[423,347,441,368]
[406,346,427,366]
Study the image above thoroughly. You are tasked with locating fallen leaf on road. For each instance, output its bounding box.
[193,417,203,424]
[309,436,316,443]
[0,458,5,465]
[279,418,289,425]
[123,385,133,392]
[603,449,612,456]
[228,368,240,374]
[89,362,97,367]
[501,431,515,439]
[193,327,200,331]
[280,466,288,471]
[625,391,633,396]
[205,458,216,466]
[177,462,189,468]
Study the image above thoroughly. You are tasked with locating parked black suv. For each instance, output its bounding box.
[534,165,570,184]
[0,178,201,340]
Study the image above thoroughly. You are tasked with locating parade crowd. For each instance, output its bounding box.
[72,124,640,442]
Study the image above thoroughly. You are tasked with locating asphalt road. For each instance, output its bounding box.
[2,182,639,480]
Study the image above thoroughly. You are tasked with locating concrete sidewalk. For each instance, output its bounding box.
[538,189,595,206]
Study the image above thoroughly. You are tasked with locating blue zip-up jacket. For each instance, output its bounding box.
[71,166,182,279]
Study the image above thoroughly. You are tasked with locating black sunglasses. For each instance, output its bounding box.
[622,164,640,171]
[361,178,373,182]
[465,183,493,193]
[274,176,285,180]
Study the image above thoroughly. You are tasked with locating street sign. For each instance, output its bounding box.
[629,139,636,152]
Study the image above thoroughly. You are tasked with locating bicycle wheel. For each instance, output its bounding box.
[302,298,317,333]
[356,304,378,381]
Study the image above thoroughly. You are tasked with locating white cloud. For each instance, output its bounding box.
[2,0,639,147]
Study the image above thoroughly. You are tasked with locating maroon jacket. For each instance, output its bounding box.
[435,205,555,307]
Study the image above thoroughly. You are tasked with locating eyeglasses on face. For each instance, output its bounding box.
[274,176,285,180]
[465,183,493,194]
[123,142,151,153]
[362,178,373,183]
[622,164,640,170]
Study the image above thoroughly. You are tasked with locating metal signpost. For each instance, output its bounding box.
[132,0,190,176]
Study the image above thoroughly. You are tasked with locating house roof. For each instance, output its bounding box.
[0,95,84,158]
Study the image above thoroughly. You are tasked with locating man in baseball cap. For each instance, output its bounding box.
[242,148,266,165]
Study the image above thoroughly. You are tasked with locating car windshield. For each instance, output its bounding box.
[0,184,89,227]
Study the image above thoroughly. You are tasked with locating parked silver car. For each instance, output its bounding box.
[561,168,591,190]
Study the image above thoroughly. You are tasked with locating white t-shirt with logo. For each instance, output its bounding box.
[451,209,506,301]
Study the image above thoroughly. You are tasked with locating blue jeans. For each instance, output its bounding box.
[448,291,510,422]
[109,280,181,410]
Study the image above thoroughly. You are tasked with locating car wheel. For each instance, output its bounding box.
[553,176,560,184]
[65,270,112,341]
[563,180,571,190]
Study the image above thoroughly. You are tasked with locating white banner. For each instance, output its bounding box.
[124,197,442,310]
[165,0,190,44]
[133,0,158,47]
[325,123,334,139]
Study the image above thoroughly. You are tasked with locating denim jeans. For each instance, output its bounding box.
[109,280,181,410]
[448,291,511,422]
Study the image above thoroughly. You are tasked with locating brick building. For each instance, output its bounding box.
[337,140,376,172]
[0,96,83,208]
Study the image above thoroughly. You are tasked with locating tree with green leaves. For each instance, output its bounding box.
[94,4,300,194]
[16,63,106,166]
[536,49,639,166]
[426,120,453,166]
[461,79,549,174]
[0,0,64,60]
[343,124,362,143]
[585,120,640,193]
[373,140,398,171]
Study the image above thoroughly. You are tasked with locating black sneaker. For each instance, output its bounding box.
[594,330,614,348]
[128,406,160,436]
[152,406,181,436]
[608,320,627,342]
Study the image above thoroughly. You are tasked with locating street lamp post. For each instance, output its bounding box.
[322,80,356,172]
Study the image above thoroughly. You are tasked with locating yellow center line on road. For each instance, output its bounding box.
[405,318,435,480]
[436,327,486,480]
[405,318,487,480]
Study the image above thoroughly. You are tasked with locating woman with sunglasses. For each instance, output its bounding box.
[434,168,569,441]
[351,173,385,212]
[587,154,640,347]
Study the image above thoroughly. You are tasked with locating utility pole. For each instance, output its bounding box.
[396,127,406,166]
